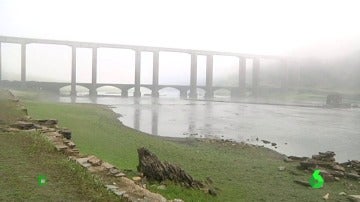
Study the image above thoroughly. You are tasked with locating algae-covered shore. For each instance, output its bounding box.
[2,89,359,201]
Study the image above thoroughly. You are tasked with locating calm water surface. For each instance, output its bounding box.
[59,96,360,162]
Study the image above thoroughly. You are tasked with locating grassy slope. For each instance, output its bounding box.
[0,91,119,201]
[0,132,119,201]
[22,98,359,202]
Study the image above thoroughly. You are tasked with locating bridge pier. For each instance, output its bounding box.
[180,89,188,99]
[121,90,128,97]
[152,51,159,97]
[70,46,77,97]
[205,55,214,99]
[21,43,26,82]
[134,50,141,97]
[238,56,246,95]
[189,54,197,99]
[252,58,260,96]
[90,47,97,97]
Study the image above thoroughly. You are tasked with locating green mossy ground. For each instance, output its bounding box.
[12,89,358,202]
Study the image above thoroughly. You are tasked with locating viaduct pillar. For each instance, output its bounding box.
[231,56,246,98]
[70,46,76,96]
[189,54,197,99]
[90,47,97,96]
[152,51,159,97]
[205,55,214,99]
[21,43,26,82]
[252,57,260,96]
[134,50,141,97]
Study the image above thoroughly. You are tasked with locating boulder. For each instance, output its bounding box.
[11,121,35,130]
[137,147,204,189]
[348,195,360,202]
[34,119,58,127]
[87,155,102,166]
[326,93,342,106]
[59,129,71,139]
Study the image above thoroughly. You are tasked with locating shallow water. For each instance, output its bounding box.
[58,96,360,162]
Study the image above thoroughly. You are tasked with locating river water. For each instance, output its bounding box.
[58,96,360,162]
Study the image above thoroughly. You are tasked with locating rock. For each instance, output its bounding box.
[132,176,142,181]
[323,193,329,200]
[261,140,271,144]
[208,188,217,196]
[346,173,360,180]
[288,156,309,161]
[317,169,334,181]
[326,94,342,107]
[157,185,166,190]
[105,184,118,190]
[109,168,121,175]
[332,164,345,172]
[34,119,58,127]
[54,144,68,151]
[294,180,310,187]
[76,157,92,168]
[171,199,184,202]
[88,166,106,173]
[115,173,126,177]
[112,189,126,196]
[65,141,76,149]
[283,157,293,163]
[87,155,102,166]
[330,170,345,177]
[338,192,347,196]
[102,162,115,170]
[348,195,360,202]
[334,177,340,181]
[11,121,35,130]
[271,142,277,146]
[59,129,71,139]
[278,166,286,171]
[137,147,204,189]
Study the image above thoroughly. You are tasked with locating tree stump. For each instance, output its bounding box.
[137,147,204,189]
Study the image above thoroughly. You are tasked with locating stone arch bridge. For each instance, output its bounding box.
[0,36,289,99]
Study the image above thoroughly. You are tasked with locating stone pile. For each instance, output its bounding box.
[4,117,170,201]
[290,151,360,182]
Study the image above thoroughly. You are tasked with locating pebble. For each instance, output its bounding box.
[338,192,347,196]
[323,193,329,200]
[132,176,141,181]
[278,166,286,171]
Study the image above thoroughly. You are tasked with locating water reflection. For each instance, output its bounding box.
[56,95,360,162]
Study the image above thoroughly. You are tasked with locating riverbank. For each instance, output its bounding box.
[0,90,120,201]
[11,89,359,201]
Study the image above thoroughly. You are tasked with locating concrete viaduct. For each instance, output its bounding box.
[0,36,287,99]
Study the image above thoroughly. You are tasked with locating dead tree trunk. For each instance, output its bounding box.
[137,147,204,189]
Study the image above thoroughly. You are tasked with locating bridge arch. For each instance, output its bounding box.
[187,88,206,98]
[128,86,152,97]
[213,88,231,98]
[158,87,182,97]
[59,85,89,96]
[96,85,122,96]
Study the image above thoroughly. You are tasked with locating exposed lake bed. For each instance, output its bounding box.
[58,96,360,162]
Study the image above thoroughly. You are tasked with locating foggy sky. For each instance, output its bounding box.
[0,0,359,84]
